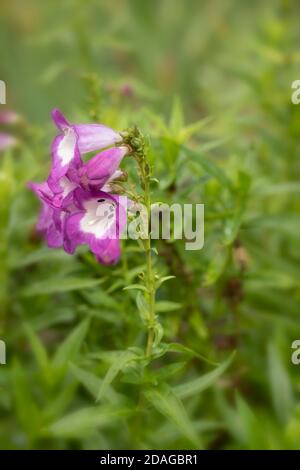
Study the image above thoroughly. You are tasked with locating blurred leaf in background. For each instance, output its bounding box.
[0,0,300,450]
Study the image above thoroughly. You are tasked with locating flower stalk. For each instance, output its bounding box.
[144,165,156,357]
[123,127,157,357]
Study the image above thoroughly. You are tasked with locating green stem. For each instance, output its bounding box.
[145,239,155,357]
[124,126,157,358]
[143,163,156,358]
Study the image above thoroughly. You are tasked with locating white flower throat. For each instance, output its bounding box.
[80,198,117,238]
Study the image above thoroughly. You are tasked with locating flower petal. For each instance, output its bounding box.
[29,178,75,210]
[79,146,128,189]
[51,108,122,154]
[51,108,70,131]
[35,199,64,248]
[48,130,82,193]
[101,169,125,192]
[29,179,70,249]
[74,124,122,154]
[28,181,53,205]
[44,208,64,247]
[64,189,127,264]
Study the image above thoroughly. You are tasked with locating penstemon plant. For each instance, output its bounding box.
[29,110,163,358]
[21,99,238,450]
[2,1,300,452]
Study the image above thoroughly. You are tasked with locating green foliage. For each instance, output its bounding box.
[0,0,300,451]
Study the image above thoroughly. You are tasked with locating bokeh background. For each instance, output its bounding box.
[1,0,300,450]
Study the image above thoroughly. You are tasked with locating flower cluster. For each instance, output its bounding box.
[29,109,129,264]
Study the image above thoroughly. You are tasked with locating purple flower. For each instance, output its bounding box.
[64,189,127,265]
[29,109,129,264]
[48,109,122,193]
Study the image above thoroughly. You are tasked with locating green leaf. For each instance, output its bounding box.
[52,319,90,376]
[203,249,228,286]
[97,351,134,402]
[136,291,150,322]
[126,264,146,282]
[44,383,77,422]
[170,96,184,135]
[174,353,235,399]
[151,362,187,382]
[158,342,218,366]
[23,323,51,384]
[46,406,127,438]
[11,359,41,437]
[123,284,149,293]
[82,289,121,310]
[183,146,232,189]
[153,322,164,348]
[223,209,244,245]
[29,308,74,331]
[70,364,102,399]
[145,384,201,447]
[267,342,294,424]
[143,108,168,134]
[180,116,212,141]
[70,363,118,403]
[156,275,176,288]
[9,247,70,269]
[22,277,105,296]
[155,301,182,313]
[228,393,259,448]
[256,181,300,197]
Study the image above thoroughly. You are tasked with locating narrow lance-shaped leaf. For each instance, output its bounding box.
[183,146,232,190]
[70,363,119,404]
[144,384,201,447]
[97,351,135,402]
[46,406,128,439]
[155,301,182,313]
[23,323,52,384]
[52,319,90,376]
[22,277,105,296]
[174,352,235,399]
[267,342,294,424]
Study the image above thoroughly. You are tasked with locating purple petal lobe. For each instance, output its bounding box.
[51,108,70,131]
[64,189,128,264]
[81,146,128,189]
[74,124,122,154]
[40,205,64,248]
[48,131,82,193]
[29,183,65,248]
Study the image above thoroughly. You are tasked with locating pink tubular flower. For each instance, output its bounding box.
[48,109,122,193]
[29,109,129,264]
[64,189,127,265]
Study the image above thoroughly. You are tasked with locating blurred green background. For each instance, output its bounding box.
[1,0,300,450]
